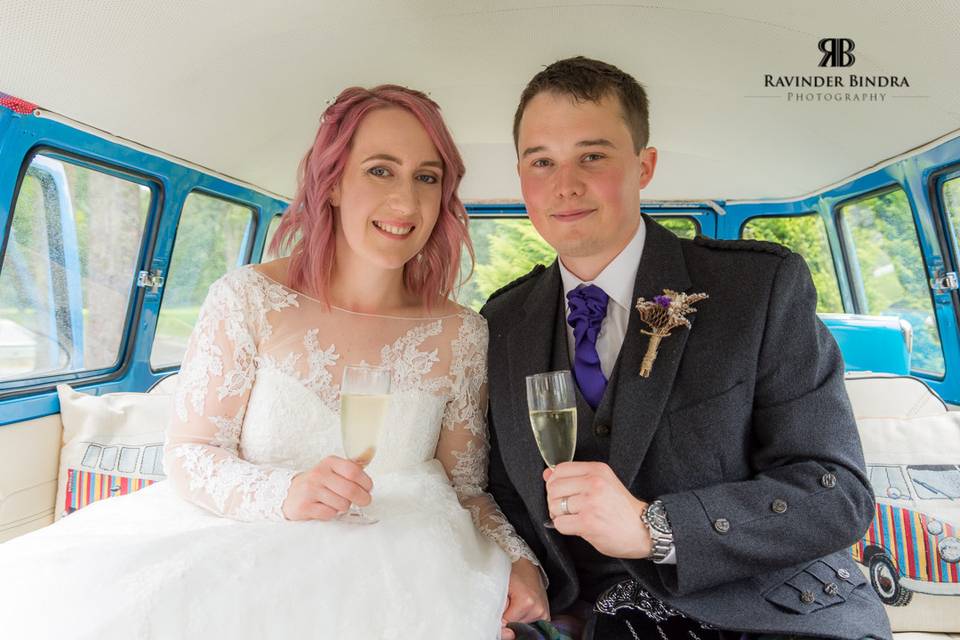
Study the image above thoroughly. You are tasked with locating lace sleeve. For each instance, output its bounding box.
[164,269,298,522]
[435,311,542,570]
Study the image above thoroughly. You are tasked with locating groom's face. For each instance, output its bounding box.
[516,91,656,264]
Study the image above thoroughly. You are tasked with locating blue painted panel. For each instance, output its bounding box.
[465,202,719,237]
[722,138,960,404]
[0,105,288,425]
[820,314,911,375]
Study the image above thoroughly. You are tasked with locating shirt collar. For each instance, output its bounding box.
[559,216,646,311]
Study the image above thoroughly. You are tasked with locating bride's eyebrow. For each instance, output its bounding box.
[362,153,402,164]
[362,154,443,170]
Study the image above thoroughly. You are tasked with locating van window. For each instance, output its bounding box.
[262,214,286,260]
[907,465,960,500]
[457,218,555,311]
[868,465,910,500]
[150,192,253,368]
[943,176,960,260]
[839,189,945,376]
[458,215,698,311]
[655,216,699,240]
[741,214,843,313]
[0,152,152,383]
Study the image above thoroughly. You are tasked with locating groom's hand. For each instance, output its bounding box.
[545,462,652,559]
[500,558,549,639]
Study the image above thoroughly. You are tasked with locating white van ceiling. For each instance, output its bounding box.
[1,1,958,203]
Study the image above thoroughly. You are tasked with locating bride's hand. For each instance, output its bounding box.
[281,456,373,521]
[500,558,549,639]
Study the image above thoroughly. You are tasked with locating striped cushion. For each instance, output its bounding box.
[55,385,171,520]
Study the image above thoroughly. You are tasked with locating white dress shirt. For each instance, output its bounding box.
[558,217,646,380]
[558,217,677,564]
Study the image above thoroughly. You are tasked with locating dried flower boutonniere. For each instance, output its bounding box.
[634,289,709,378]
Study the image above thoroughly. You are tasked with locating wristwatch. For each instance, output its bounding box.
[640,499,675,562]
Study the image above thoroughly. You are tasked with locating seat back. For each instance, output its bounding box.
[844,372,948,419]
[0,414,63,543]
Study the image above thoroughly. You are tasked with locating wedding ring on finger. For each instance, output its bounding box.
[560,496,571,516]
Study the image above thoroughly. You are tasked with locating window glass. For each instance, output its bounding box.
[907,465,960,500]
[81,445,102,468]
[150,192,253,368]
[457,215,698,312]
[741,214,843,313]
[839,190,944,375]
[654,216,698,239]
[262,214,286,260]
[141,445,165,475]
[457,218,555,312]
[869,466,910,500]
[867,466,886,497]
[0,153,151,383]
[943,176,960,262]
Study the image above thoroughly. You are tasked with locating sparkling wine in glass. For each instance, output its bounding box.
[525,370,577,528]
[338,364,391,525]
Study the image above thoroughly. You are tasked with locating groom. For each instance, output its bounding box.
[482,57,891,640]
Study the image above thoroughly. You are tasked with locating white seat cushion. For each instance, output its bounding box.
[846,373,948,419]
[845,375,960,632]
[54,384,172,521]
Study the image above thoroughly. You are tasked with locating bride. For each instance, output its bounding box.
[0,85,548,639]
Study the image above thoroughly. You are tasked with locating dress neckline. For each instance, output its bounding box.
[249,267,463,321]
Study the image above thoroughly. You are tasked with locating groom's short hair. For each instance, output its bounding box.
[512,56,650,153]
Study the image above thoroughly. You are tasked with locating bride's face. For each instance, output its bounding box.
[331,107,444,271]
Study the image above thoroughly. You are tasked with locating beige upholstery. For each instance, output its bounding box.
[0,378,176,545]
[844,373,959,636]
[845,373,949,419]
[147,372,179,396]
[0,414,62,543]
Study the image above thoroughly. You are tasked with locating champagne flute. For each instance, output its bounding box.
[525,370,577,528]
[338,364,391,525]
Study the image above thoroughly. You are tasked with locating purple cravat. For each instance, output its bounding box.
[566,284,609,409]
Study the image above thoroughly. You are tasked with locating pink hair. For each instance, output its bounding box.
[268,85,474,310]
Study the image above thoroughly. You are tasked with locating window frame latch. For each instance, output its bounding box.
[930,270,958,293]
[137,269,165,294]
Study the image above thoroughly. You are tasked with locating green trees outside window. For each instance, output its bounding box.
[741,214,843,313]
[839,190,944,375]
[0,154,151,382]
[150,193,253,368]
[457,216,698,311]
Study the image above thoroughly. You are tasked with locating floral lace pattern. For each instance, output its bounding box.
[166,266,539,567]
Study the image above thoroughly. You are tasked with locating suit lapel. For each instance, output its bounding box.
[607,215,695,488]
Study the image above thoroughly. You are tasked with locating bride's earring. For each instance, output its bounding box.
[416,252,423,263]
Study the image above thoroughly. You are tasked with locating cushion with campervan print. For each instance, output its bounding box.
[845,374,960,633]
[54,384,170,520]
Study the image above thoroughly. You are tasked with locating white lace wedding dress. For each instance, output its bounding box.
[0,266,539,639]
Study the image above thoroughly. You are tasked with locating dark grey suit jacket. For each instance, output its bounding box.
[481,215,891,640]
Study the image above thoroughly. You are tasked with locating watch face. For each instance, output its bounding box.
[645,501,672,534]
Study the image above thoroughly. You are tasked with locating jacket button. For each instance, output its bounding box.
[594,423,611,437]
[837,568,851,580]
[800,591,815,604]
[713,518,730,534]
[824,582,840,597]
[771,499,788,514]
[820,473,837,488]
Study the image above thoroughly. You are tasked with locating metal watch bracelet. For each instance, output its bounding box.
[641,500,675,562]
